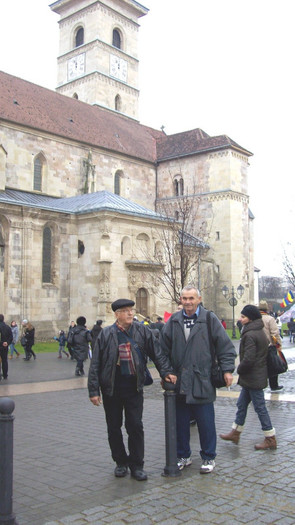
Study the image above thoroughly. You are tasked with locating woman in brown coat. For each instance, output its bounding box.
[220,305,277,450]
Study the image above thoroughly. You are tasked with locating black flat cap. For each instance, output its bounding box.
[111,299,135,312]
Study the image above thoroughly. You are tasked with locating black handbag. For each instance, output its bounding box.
[206,311,227,388]
[20,335,27,347]
[267,345,288,377]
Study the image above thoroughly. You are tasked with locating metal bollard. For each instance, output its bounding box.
[162,381,181,477]
[0,397,17,525]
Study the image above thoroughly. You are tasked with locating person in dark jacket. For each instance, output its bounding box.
[0,314,13,379]
[22,320,36,361]
[90,320,103,349]
[67,321,76,359]
[220,304,277,450]
[68,316,92,376]
[88,298,176,481]
[160,286,236,474]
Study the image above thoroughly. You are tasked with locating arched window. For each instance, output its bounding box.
[115,94,121,111]
[114,170,123,195]
[73,92,79,99]
[121,236,131,256]
[0,223,5,271]
[34,154,45,191]
[112,29,121,49]
[75,27,84,47]
[173,175,184,196]
[42,226,52,283]
[136,288,148,318]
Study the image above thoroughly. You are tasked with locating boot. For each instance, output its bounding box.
[220,428,241,444]
[255,436,277,450]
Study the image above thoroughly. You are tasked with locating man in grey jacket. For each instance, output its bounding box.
[161,286,236,474]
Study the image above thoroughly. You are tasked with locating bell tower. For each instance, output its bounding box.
[50,0,148,120]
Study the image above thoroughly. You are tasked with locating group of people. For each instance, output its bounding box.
[87,287,281,482]
[0,317,36,379]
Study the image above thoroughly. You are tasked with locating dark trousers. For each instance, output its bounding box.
[25,344,36,359]
[102,374,144,469]
[269,375,279,390]
[0,346,8,378]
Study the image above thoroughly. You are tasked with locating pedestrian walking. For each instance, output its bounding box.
[54,330,69,358]
[88,298,176,481]
[21,320,36,361]
[68,316,92,376]
[67,321,76,360]
[259,300,283,392]
[90,320,103,349]
[9,320,20,358]
[220,305,277,450]
[160,285,236,474]
[0,314,13,380]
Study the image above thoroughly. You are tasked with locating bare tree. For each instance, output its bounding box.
[282,247,295,288]
[137,192,210,305]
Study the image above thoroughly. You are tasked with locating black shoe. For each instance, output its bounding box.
[271,386,284,392]
[75,371,80,376]
[190,419,197,425]
[114,465,128,478]
[130,468,148,481]
[80,369,85,376]
[23,358,30,361]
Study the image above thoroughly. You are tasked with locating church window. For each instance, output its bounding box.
[75,27,84,47]
[42,227,52,283]
[216,231,220,240]
[114,170,122,195]
[0,224,5,271]
[173,175,184,196]
[34,154,45,191]
[78,240,85,257]
[115,94,122,111]
[73,93,79,99]
[121,236,131,256]
[175,211,179,220]
[112,29,121,49]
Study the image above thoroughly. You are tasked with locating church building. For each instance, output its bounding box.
[0,0,254,337]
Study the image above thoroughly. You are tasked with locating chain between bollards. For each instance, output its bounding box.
[0,397,17,525]
[162,381,181,477]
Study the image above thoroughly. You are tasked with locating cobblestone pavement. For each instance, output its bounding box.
[0,340,295,525]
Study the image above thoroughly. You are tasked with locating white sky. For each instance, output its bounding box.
[1,0,294,277]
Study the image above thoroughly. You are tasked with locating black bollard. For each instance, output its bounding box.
[162,381,181,477]
[0,397,17,525]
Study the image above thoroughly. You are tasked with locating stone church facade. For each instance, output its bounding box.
[0,0,254,337]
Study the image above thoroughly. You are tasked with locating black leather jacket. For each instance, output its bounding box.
[88,322,174,397]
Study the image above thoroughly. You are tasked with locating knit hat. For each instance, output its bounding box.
[240,305,262,321]
[259,300,269,312]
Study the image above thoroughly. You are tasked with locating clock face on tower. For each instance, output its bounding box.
[68,53,85,80]
[110,54,127,82]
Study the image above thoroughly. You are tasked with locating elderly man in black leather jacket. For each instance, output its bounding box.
[88,298,176,481]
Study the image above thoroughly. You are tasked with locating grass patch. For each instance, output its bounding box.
[15,341,59,354]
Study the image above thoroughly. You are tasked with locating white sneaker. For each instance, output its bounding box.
[200,459,215,474]
[177,456,192,470]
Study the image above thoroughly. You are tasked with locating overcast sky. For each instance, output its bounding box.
[1,0,294,278]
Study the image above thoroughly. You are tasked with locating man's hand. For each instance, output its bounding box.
[2,342,8,347]
[90,396,102,406]
[164,374,177,384]
[224,372,233,387]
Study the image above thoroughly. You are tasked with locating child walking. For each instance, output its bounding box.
[55,330,69,359]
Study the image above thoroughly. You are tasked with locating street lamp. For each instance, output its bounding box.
[222,284,244,338]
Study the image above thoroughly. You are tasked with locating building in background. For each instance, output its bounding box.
[0,0,254,336]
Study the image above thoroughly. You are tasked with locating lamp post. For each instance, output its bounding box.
[222,284,244,338]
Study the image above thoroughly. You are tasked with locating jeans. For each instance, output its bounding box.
[9,343,19,356]
[235,387,273,431]
[176,396,216,460]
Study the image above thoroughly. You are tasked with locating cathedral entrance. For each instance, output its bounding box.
[136,288,148,318]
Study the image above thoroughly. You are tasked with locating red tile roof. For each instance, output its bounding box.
[0,71,253,164]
